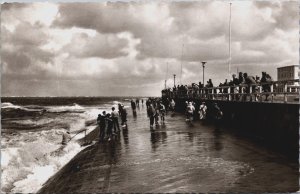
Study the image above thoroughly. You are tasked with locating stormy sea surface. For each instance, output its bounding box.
[1,97,131,193]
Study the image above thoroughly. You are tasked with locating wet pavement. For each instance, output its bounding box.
[39,104,298,193]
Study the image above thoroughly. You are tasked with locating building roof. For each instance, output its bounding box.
[277,65,299,69]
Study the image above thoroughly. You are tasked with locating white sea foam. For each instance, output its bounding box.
[47,103,84,113]
[11,118,53,126]
[1,101,122,193]
[1,129,93,193]
[2,102,28,111]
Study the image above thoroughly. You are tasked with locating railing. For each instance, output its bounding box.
[163,79,299,103]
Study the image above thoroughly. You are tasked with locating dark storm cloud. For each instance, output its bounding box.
[1,2,29,11]
[2,22,54,73]
[1,1,298,96]
[53,2,152,37]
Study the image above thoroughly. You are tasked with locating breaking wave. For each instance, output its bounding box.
[1,100,120,193]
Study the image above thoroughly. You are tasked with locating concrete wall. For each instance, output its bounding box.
[174,98,299,159]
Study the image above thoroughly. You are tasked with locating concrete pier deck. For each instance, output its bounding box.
[38,104,298,193]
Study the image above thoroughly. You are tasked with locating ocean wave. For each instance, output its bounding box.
[11,118,53,126]
[1,127,95,193]
[2,102,29,111]
[47,103,85,113]
[1,100,125,193]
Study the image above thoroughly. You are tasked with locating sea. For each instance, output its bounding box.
[1,97,136,193]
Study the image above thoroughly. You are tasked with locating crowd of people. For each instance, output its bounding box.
[184,101,223,123]
[96,104,128,142]
[62,97,224,144]
[163,71,273,102]
[145,98,168,127]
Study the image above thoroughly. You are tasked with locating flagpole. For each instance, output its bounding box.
[229,2,232,78]
[165,62,168,89]
[180,43,184,85]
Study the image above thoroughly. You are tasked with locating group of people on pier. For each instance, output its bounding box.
[93,96,224,143]
[146,98,167,127]
[97,104,128,142]
[163,71,273,102]
[184,101,222,123]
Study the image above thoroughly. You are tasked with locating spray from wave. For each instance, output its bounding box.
[1,101,117,193]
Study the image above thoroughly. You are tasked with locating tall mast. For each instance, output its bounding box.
[180,43,184,84]
[228,2,232,77]
[165,62,168,89]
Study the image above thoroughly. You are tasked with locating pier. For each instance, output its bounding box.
[162,79,299,159]
[38,100,298,193]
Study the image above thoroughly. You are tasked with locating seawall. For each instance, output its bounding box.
[174,98,299,160]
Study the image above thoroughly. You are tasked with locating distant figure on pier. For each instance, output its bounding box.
[231,74,240,100]
[170,99,175,112]
[148,104,156,128]
[186,102,195,122]
[154,101,160,125]
[211,103,223,121]
[105,113,113,141]
[223,79,229,99]
[260,72,273,101]
[120,105,127,128]
[131,100,137,115]
[118,103,123,117]
[238,72,245,84]
[205,79,214,99]
[136,99,140,107]
[142,99,144,105]
[97,111,106,142]
[243,73,258,101]
[159,102,166,124]
[111,107,120,133]
[199,102,207,120]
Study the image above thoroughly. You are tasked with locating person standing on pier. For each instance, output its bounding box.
[211,103,223,121]
[231,74,240,101]
[148,104,156,127]
[97,111,106,142]
[118,103,123,117]
[131,99,137,115]
[199,102,207,120]
[111,107,120,133]
[105,113,113,141]
[159,102,166,124]
[120,105,127,128]
[260,72,273,101]
[170,99,175,113]
[154,101,160,125]
[186,102,195,122]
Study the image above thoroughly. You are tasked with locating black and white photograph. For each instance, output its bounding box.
[1,1,299,193]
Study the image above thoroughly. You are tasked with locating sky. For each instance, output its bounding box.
[1,1,298,97]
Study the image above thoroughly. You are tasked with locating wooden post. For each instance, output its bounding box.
[259,86,262,102]
[284,82,287,103]
[270,84,274,103]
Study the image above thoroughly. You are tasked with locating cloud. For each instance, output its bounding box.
[1,1,298,96]
[2,22,54,74]
[63,32,129,59]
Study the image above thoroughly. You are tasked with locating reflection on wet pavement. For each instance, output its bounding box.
[39,104,298,193]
